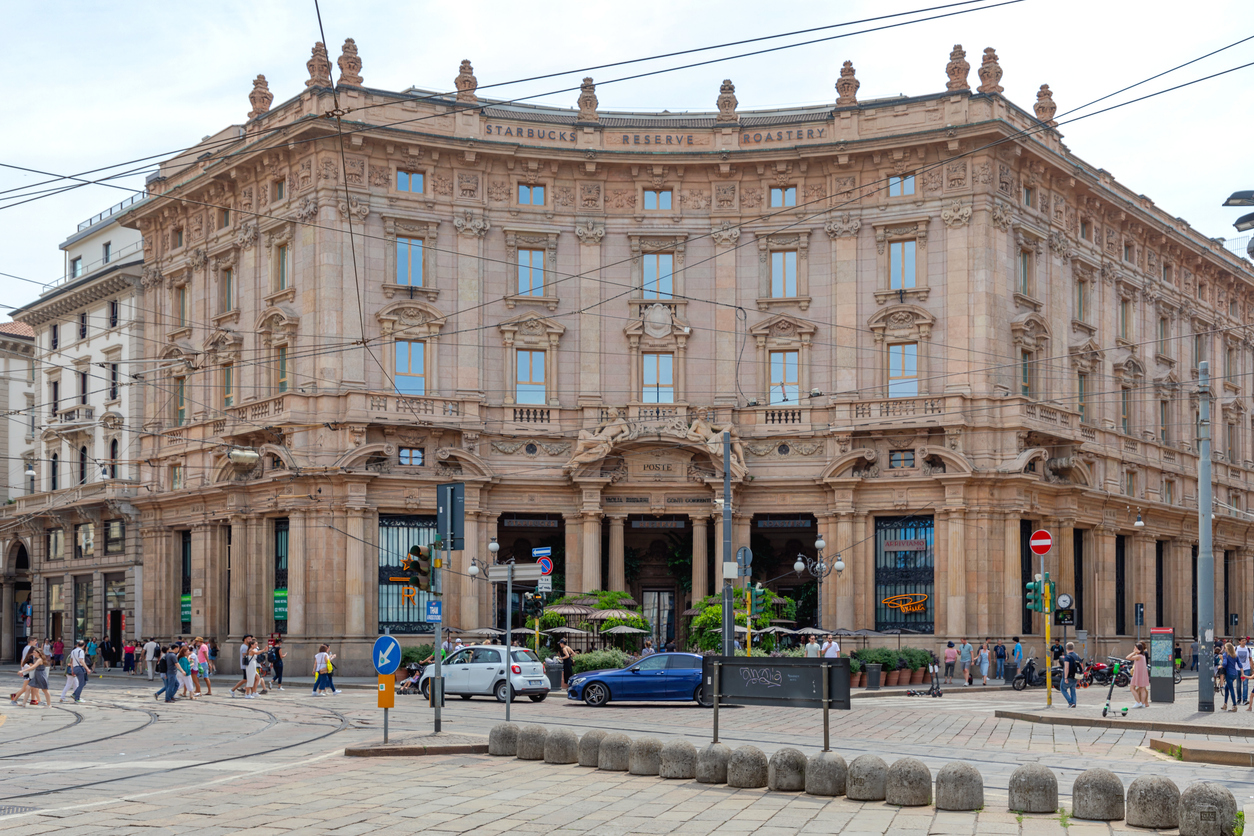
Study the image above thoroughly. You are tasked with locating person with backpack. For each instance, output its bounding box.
[154,645,172,701]
[994,640,1006,679]
[270,638,286,690]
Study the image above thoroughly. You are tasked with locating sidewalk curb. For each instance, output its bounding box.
[853,683,1016,699]
[1149,738,1254,766]
[345,742,488,757]
[995,708,1254,738]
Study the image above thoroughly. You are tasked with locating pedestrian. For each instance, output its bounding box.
[1012,636,1023,672]
[821,635,840,658]
[52,637,64,669]
[86,637,98,669]
[1126,641,1151,708]
[188,636,203,695]
[230,634,254,696]
[664,639,676,653]
[977,641,990,685]
[312,644,333,695]
[269,638,285,690]
[803,636,820,658]
[958,638,973,685]
[42,638,52,663]
[123,639,136,674]
[641,639,656,656]
[143,637,160,680]
[195,638,213,695]
[100,637,113,671]
[1219,642,1241,711]
[162,645,180,702]
[1236,637,1251,706]
[68,639,93,702]
[240,638,262,699]
[994,639,1006,679]
[1050,639,1063,664]
[557,639,575,688]
[1061,641,1082,708]
[176,646,197,699]
[12,637,39,706]
[1190,639,1199,671]
[208,641,219,675]
[943,641,957,684]
[1174,643,1183,674]
[59,657,80,703]
[19,649,51,709]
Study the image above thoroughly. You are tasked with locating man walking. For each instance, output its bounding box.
[162,645,180,702]
[804,636,820,658]
[69,639,93,702]
[230,635,253,696]
[1012,636,1024,671]
[1237,637,1251,706]
[958,638,974,685]
[821,635,840,658]
[994,639,1006,679]
[1060,641,1082,708]
[1191,639,1199,671]
[143,637,160,680]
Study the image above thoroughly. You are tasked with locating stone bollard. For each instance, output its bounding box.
[1008,763,1058,813]
[885,757,932,807]
[598,733,632,771]
[1072,767,1124,821]
[1179,782,1239,836]
[544,729,578,765]
[1126,775,1179,830]
[578,729,607,767]
[768,748,807,792]
[696,743,731,784]
[935,762,984,812]
[805,752,848,797]
[515,725,547,760]
[488,722,519,757]
[727,746,769,789]
[846,754,888,801]
[629,737,664,776]
[660,740,697,779]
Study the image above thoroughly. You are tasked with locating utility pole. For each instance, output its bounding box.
[721,431,734,657]
[505,562,514,723]
[1198,361,1215,712]
[432,484,449,732]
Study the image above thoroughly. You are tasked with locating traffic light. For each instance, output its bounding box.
[408,545,432,592]
[1025,574,1043,613]
[750,583,766,616]
[525,591,545,617]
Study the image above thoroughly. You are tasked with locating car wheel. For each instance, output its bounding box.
[583,682,609,707]
[494,681,514,703]
[459,694,472,701]
[528,694,547,703]
[419,680,430,700]
[695,685,713,707]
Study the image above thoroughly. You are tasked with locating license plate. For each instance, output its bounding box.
[528,679,543,687]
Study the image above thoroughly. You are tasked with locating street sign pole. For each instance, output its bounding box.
[373,635,401,742]
[721,431,734,658]
[1030,529,1054,709]
[1198,361,1215,712]
[505,562,513,723]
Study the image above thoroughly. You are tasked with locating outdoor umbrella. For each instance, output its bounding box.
[545,604,594,616]
[794,627,828,636]
[461,627,505,637]
[543,625,589,635]
[601,625,649,634]
[585,609,639,621]
[680,608,702,617]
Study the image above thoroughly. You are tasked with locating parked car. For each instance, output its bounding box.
[418,645,549,702]
[567,652,711,707]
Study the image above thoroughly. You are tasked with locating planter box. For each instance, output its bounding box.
[885,670,900,686]
[910,669,925,685]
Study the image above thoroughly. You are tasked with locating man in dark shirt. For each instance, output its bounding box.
[163,646,180,702]
[993,641,1006,680]
[1060,641,1083,708]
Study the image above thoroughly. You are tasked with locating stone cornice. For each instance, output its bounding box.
[13,269,139,328]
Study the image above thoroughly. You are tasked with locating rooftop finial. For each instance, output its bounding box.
[835,60,859,107]
[945,45,970,91]
[577,77,599,122]
[1034,84,1058,127]
[248,75,273,120]
[306,42,332,88]
[337,38,363,86]
[455,60,478,103]
[976,47,1004,94]
[716,79,739,123]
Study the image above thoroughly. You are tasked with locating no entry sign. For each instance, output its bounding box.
[1029,529,1053,555]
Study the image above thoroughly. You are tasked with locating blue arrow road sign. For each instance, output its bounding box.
[373,635,402,676]
[532,546,552,558]
[427,600,443,623]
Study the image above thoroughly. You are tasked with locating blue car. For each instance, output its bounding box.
[567,652,711,707]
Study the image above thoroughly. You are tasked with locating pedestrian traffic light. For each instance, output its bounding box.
[1025,575,1043,613]
[750,583,766,616]
[408,545,432,591]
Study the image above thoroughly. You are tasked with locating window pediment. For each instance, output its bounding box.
[256,306,300,341]
[872,215,930,255]
[628,232,688,264]
[867,304,933,343]
[624,302,691,346]
[499,312,565,348]
[376,300,446,338]
[748,313,816,346]
[1111,351,1145,380]
[1010,311,1051,349]
[203,328,243,363]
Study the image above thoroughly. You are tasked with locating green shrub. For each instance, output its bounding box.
[849,657,862,673]
[401,644,433,666]
[572,648,633,675]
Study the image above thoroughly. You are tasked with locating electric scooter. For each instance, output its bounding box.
[1101,660,1122,717]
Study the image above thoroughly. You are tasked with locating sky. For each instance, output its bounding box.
[2,0,1252,314]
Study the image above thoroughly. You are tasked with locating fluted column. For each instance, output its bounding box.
[0,580,11,662]
[228,516,248,643]
[853,513,871,629]
[345,508,367,637]
[563,513,582,599]
[287,509,307,637]
[608,516,626,592]
[833,513,854,629]
[690,516,709,602]
[581,512,602,592]
[948,509,968,637]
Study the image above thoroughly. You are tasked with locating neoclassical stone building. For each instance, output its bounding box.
[101,40,1254,670]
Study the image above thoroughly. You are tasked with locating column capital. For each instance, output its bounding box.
[582,510,603,522]
[607,514,628,523]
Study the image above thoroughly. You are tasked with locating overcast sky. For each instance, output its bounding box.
[2,0,1252,315]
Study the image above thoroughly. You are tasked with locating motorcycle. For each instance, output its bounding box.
[1012,657,1064,690]
[1080,657,1130,689]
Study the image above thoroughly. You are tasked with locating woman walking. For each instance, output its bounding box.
[242,638,263,699]
[270,638,286,690]
[122,640,136,674]
[1127,641,1151,708]
[1219,642,1242,711]
[19,650,51,708]
[943,642,957,685]
[977,642,990,686]
[195,639,212,696]
[208,641,218,675]
[312,644,334,695]
[175,646,197,699]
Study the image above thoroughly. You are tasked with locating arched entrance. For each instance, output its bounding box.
[8,542,31,662]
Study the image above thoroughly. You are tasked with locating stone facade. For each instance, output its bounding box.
[81,43,1254,670]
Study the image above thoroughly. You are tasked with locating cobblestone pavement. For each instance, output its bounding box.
[0,671,1251,834]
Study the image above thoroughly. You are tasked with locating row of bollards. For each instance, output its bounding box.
[487,724,1237,836]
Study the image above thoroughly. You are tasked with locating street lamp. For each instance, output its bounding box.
[794,536,843,630]
[468,537,500,578]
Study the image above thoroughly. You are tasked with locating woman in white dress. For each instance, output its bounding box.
[243,638,262,699]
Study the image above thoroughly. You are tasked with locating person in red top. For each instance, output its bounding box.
[51,638,64,669]
[123,640,136,674]
[942,642,958,684]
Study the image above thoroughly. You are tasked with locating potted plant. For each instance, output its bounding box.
[908,649,926,685]
[921,650,933,684]
[849,657,863,687]
[884,651,901,686]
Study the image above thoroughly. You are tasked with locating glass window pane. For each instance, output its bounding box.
[534,185,545,204]
[397,238,410,285]
[772,252,784,297]
[644,191,657,211]
[659,190,671,210]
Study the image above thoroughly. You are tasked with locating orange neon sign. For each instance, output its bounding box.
[881,593,929,613]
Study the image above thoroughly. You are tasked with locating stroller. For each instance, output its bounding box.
[398,663,424,695]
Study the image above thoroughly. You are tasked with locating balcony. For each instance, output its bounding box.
[55,405,95,425]
[14,479,138,514]
[77,194,146,232]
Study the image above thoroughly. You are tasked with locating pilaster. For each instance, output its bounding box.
[287,509,307,637]
[608,515,626,591]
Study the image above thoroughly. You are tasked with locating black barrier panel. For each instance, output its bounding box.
[702,656,852,710]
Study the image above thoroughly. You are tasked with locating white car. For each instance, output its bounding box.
[418,645,549,702]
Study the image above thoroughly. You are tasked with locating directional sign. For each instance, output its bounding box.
[537,557,554,575]
[373,635,402,676]
[426,600,443,623]
[1029,529,1053,556]
[532,546,552,559]
[537,576,552,593]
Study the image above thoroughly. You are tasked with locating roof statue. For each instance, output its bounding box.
[835,61,859,106]
[716,79,739,123]
[337,38,363,86]
[455,60,478,103]
[976,47,1004,94]
[577,77,599,122]
[945,45,970,91]
[247,75,272,120]
[306,42,332,88]
[1034,84,1058,127]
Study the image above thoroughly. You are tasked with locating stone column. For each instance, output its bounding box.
[1092,526,1117,647]
[1215,547,1227,635]
[1054,521,1076,611]
[945,509,967,637]
[246,516,266,638]
[828,220,860,397]
[0,579,10,663]
[607,516,626,592]
[852,513,871,629]
[563,513,582,600]
[833,512,854,630]
[581,512,602,592]
[944,200,972,394]
[1003,513,1022,639]
[228,516,248,644]
[690,515,709,603]
[287,510,307,637]
[190,523,213,636]
[577,222,604,405]
[345,508,367,637]
[713,223,740,405]
[455,221,486,398]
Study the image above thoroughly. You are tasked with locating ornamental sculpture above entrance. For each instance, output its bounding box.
[565,407,747,480]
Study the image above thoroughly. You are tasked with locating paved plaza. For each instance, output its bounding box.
[1,670,1252,834]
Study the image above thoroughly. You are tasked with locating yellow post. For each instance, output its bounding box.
[1044,582,1052,707]
[745,590,752,657]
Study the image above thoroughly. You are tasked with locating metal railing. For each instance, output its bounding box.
[77,194,146,232]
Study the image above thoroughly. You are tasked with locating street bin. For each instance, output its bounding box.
[544,657,564,690]
[1003,661,1018,684]
[865,663,882,690]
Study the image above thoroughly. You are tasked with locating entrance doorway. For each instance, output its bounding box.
[13,544,30,662]
[642,590,675,649]
[109,610,123,652]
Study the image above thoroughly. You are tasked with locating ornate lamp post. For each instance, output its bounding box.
[469,538,507,628]
[794,537,844,630]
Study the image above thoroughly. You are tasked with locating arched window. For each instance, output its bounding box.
[50,453,58,491]
[110,439,119,479]
[79,446,88,485]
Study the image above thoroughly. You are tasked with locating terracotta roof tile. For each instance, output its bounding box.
[0,321,35,339]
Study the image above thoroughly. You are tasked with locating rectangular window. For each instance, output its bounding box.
[47,528,64,561]
[399,447,424,466]
[1121,387,1132,434]
[1077,373,1088,423]
[518,249,545,296]
[888,176,915,198]
[75,523,95,559]
[394,340,426,396]
[50,380,59,414]
[1158,317,1169,356]
[769,350,799,405]
[770,186,797,207]
[1119,299,1131,339]
[176,286,187,327]
[274,179,285,201]
[875,516,935,633]
[889,240,916,290]
[104,520,124,555]
[1125,471,1135,497]
[888,343,919,398]
[102,242,111,264]
[219,208,231,228]
[1022,185,1034,207]
[642,353,675,404]
[1159,400,1170,444]
[397,170,424,193]
[396,237,423,287]
[1164,480,1174,505]
[1226,346,1236,379]
[1080,220,1090,241]
[516,349,546,404]
[221,267,233,313]
[771,251,797,297]
[1075,281,1087,322]
[71,257,83,278]
[642,253,674,299]
[1020,351,1032,397]
[108,299,119,328]
[78,312,87,339]
[175,228,184,248]
[1123,243,1133,262]
[175,378,186,426]
[643,189,672,210]
[50,324,58,350]
[1231,300,1239,318]
[78,371,88,404]
[1019,251,1032,295]
[171,464,184,491]
[1195,333,1204,369]
[1163,264,1171,284]
[276,347,288,393]
[276,244,289,290]
[517,184,545,205]
[222,364,234,408]
[888,450,915,468]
